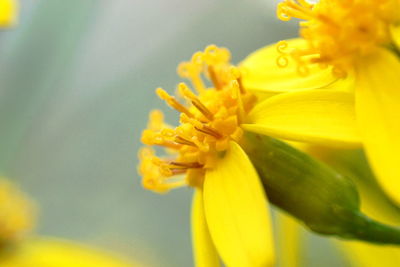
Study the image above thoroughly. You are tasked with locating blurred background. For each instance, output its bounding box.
[0,0,351,266]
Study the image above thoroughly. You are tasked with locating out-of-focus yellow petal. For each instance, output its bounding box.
[242,90,361,148]
[277,212,302,267]
[0,177,36,243]
[355,48,400,204]
[191,189,220,267]
[1,238,139,267]
[339,241,400,267]
[390,24,400,49]
[203,141,274,267]
[0,0,17,27]
[240,39,354,93]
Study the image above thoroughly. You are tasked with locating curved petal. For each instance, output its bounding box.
[191,189,220,267]
[240,39,354,93]
[355,48,400,204]
[242,90,361,148]
[203,141,274,267]
[2,238,137,267]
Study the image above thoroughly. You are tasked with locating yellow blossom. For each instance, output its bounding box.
[241,0,400,204]
[0,177,35,245]
[0,0,18,27]
[137,45,360,266]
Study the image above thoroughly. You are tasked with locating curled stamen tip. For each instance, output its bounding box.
[276,55,289,68]
[205,44,218,54]
[191,51,204,65]
[177,62,191,77]
[277,3,292,21]
[277,40,289,53]
[204,45,231,63]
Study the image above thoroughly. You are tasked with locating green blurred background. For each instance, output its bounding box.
[0,0,351,266]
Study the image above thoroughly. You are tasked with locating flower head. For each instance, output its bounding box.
[137,43,364,266]
[277,0,400,76]
[138,45,277,267]
[238,0,400,204]
[139,45,257,192]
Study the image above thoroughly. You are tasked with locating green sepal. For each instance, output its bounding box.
[243,132,400,244]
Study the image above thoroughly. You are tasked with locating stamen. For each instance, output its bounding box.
[230,80,245,123]
[180,114,223,139]
[277,0,315,21]
[156,88,193,117]
[174,136,197,147]
[178,83,214,120]
[169,161,203,168]
[139,45,257,193]
[141,130,181,149]
[177,55,206,93]
[208,65,222,90]
[277,0,396,77]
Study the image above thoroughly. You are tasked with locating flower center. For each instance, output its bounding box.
[277,0,399,77]
[138,46,257,193]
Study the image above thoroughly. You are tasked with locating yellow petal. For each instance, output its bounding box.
[0,0,17,27]
[390,24,400,51]
[242,90,361,148]
[1,237,139,267]
[203,141,274,267]
[240,38,354,93]
[277,212,302,267]
[191,189,220,267]
[355,48,400,204]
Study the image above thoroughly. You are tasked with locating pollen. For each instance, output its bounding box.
[138,45,257,193]
[276,0,400,77]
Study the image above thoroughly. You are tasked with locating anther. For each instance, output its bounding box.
[169,161,203,169]
[208,65,222,90]
[180,114,223,139]
[174,136,197,147]
[178,83,214,120]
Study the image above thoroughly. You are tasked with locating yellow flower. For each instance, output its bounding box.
[0,177,35,245]
[0,0,18,27]
[241,0,400,204]
[1,237,140,267]
[138,45,359,266]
